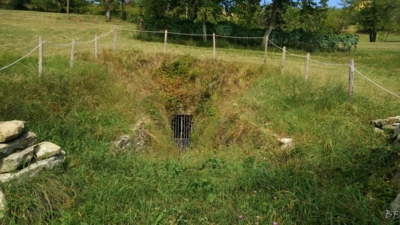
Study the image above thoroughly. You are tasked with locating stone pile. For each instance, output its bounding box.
[0,120,66,218]
[371,116,400,213]
[371,116,400,144]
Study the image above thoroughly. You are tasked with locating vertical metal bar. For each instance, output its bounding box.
[179,115,183,155]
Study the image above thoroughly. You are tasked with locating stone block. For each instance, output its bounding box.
[0,131,36,157]
[0,151,65,183]
[0,146,35,173]
[34,142,62,160]
[0,120,26,142]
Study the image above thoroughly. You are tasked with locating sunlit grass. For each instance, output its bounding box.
[0,9,400,224]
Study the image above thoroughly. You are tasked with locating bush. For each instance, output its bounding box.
[136,16,359,52]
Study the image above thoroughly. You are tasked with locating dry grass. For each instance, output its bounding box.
[1,10,400,224]
[1,9,399,104]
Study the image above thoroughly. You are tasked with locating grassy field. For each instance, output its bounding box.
[1,9,400,224]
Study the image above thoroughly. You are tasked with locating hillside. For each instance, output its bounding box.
[1,10,400,224]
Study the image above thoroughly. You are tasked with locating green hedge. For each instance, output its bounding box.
[136,15,358,52]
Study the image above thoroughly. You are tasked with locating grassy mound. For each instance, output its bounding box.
[1,10,400,224]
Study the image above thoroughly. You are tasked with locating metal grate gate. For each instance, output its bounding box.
[171,114,193,149]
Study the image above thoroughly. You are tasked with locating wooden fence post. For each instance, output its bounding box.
[213,33,216,60]
[95,35,98,59]
[348,59,354,102]
[70,38,75,68]
[264,35,268,65]
[67,0,69,19]
[164,30,168,54]
[304,53,310,82]
[113,27,117,51]
[39,36,43,77]
[281,46,286,74]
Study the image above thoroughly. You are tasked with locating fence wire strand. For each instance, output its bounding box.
[215,35,264,39]
[2,28,399,101]
[350,66,400,99]
[0,42,44,71]
[310,58,348,67]
[98,29,115,38]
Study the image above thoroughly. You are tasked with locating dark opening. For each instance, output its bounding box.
[171,114,193,149]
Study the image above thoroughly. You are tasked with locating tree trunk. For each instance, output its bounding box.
[121,0,126,20]
[369,30,376,42]
[202,15,207,42]
[193,0,198,20]
[105,0,111,21]
[384,31,389,42]
[262,0,279,46]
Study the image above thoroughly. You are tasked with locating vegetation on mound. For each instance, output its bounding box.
[1,10,400,224]
[1,47,400,224]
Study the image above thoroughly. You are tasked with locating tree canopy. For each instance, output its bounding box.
[341,0,400,42]
[3,0,397,45]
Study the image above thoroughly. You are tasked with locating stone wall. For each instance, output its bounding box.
[371,116,400,144]
[0,120,65,218]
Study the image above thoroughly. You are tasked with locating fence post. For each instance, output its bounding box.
[304,53,310,82]
[281,46,286,74]
[164,30,168,54]
[70,38,75,68]
[113,27,117,51]
[67,0,69,19]
[213,33,216,60]
[39,36,43,77]
[95,35,98,59]
[348,59,354,102]
[264,35,268,65]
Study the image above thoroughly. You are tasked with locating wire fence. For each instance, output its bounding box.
[0,27,399,100]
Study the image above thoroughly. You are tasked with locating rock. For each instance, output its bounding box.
[277,137,294,150]
[34,142,62,160]
[0,146,35,173]
[391,194,400,212]
[371,116,400,128]
[132,118,149,152]
[113,135,132,151]
[0,151,65,183]
[391,170,400,193]
[374,127,384,134]
[0,120,26,143]
[0,131,37,156]
[0,190,5,219]
[387,124,400,143]
[383,125,397,132]
[135,131,147,152]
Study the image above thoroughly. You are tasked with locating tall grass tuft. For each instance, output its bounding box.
[0,11,400,223]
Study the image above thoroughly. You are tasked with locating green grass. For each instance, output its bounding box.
[1,9,400,224]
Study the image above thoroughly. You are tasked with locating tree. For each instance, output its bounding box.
[232,0,260,27]
[137,0,168,17]
[296,0,328,32]
[31,0,57,11]
[194,0,223,42]
[263,0,328,43]
[342,0,400,42]
[322,8,351,34]
[105,0,110,21]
